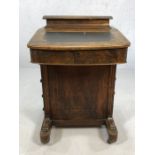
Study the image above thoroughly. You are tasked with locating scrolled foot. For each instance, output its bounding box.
[106,117,118,144]
[40,117,51,144]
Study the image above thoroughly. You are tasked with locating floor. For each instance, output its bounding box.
[19,67,135,155]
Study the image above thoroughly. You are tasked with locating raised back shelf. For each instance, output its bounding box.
[43,16,113,32]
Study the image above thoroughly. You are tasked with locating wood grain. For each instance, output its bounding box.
[27,15,130,144]
[30,49,127,65]
[48,66,111,121]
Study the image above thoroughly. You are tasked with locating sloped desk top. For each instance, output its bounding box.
[28,16,130,65]
[27,27,130,50]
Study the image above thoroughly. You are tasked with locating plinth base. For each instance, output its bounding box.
[40,117,118,144]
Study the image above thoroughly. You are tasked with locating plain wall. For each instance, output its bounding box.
[19,0,134,69]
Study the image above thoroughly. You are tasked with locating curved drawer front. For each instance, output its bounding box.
[30,48,127,65]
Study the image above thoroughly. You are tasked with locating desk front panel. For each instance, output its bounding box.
[41,65,116,126]
[30,48,127,65]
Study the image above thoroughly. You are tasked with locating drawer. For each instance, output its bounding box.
[74,49,127,64]
[30,50,74,64]
[30,48,127,65]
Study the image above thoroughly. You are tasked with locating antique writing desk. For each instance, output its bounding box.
[27,16,130,144]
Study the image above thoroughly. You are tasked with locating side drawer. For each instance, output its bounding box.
[74,49,127,64]
[30,48,127,65]
[30,50,74,64]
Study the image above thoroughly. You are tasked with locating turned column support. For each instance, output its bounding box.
[105,117,118,144]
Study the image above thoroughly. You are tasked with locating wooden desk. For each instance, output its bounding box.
[27,16,130,144]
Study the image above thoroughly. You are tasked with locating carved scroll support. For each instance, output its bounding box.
[105,117,118,144]
[40,117,52,144]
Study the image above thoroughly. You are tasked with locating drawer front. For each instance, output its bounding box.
[30,48,127,65]
[30,50,74,64]
[74,49,127,64]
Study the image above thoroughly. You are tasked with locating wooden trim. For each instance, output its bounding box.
[43,15,113,20]
[44,27,111,32]
[43,16,112,32]
[107,65,116,117]
[28,42,130,51]
[40,65,51,116]
[52,119,106,127]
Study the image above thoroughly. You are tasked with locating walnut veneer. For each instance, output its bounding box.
[27,16,130,144]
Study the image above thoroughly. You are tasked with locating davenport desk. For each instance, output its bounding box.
[27,16,130,144]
